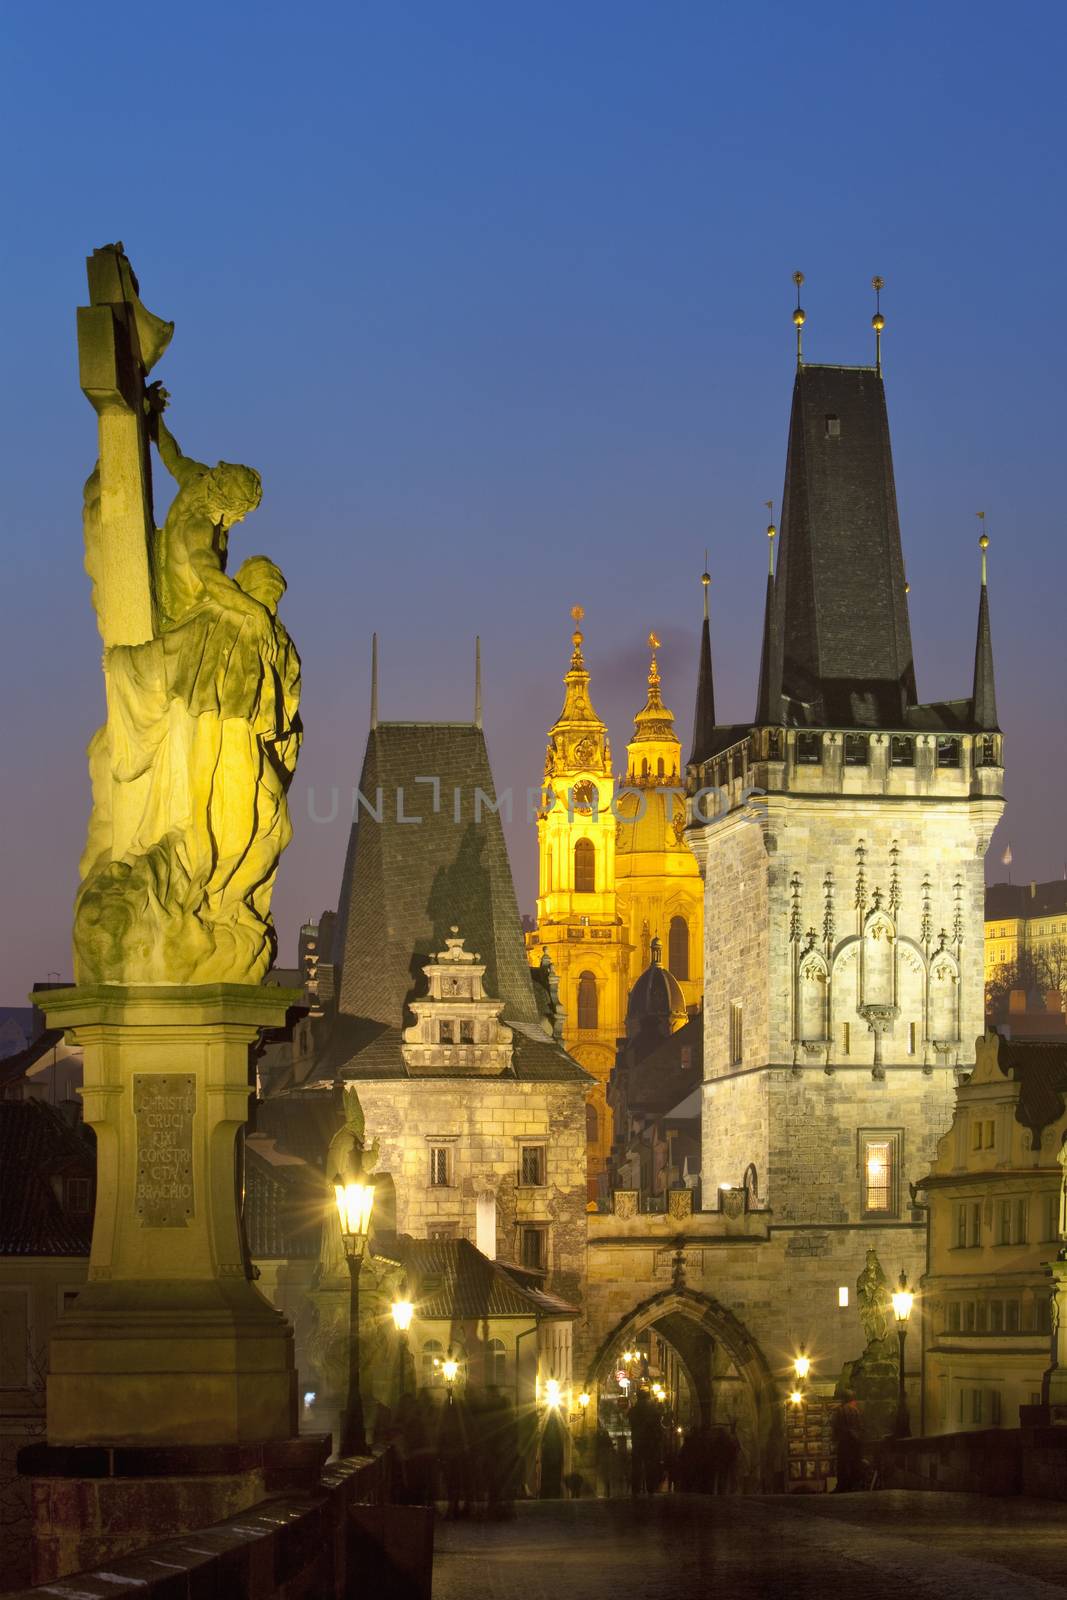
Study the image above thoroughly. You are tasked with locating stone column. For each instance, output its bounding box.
[40,983,302,1446]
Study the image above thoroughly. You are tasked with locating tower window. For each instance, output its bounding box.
[519,1225,547,1272]
[844,734,869,766]
[577,970,598,1030]
[668,916,690,981]
[937,737,961,768]
[429,1146,452,1188]
[825,415,841,438]
[890,736,915,767]
[439,1020,454,1045]
[459,1020,474,1045]
[574,838,596,894]
[519,1145,546,1187]
[796,732,822,765]
[729,1002,743,1065]
[860,1130,902,1217]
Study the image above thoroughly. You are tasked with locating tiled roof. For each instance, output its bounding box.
[306,720,589,1087]
[404,1237,577,1322]
[625,1014,704,1117]
[243,1137,324,1259]
[0,1100,94,1256]
[986,881,1067,922]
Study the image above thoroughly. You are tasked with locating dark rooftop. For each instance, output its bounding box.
[986,881,1067,923]
[0,1100,94,1256]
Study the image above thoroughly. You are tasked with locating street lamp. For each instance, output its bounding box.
[793,1348,811,1383]
[442,1349,459,1403]
[577,1390,590,1435]
[391,1280,415,1401]
[891,1268,915,1438]
[334,1174,374,1456]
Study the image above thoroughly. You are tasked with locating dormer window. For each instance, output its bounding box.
[825,415,841,438]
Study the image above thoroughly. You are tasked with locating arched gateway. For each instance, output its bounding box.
[585,1287,781,1489]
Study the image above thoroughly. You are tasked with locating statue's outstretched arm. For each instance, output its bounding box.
[190,547,271,628]
[155,414,206,490]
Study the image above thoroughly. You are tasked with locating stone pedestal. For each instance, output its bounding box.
[37,984,303,1447]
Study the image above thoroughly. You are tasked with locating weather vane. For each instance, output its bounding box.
[792,271,806,366]
[872,276,885,373]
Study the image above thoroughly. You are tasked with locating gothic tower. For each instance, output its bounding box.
[686,306,1004,1355]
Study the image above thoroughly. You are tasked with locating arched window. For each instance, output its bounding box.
[657,757,665,778]
[421,1339,444,1388]
[577,970,598,1030]
[586,1102,598,1143]
[487,1338,507,1390]
[574,838,595,894]
[668,915,689,981]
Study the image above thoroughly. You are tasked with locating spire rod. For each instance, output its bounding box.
[702,550,710,620]
[765,500,776,576]
[792,271,806,367]
[689,564,715,766]
[872,276,885,374]
[977,511,988,585]
[474,635,483,727]
[370,632,379,730]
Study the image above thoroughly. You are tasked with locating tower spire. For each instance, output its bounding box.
[971,516,998,731]
[370,632,379,730]
[755,514,780,725]
[872,276,885,374]
[688,563,716,767]
[792,271,806,367]
[474,635,483,728]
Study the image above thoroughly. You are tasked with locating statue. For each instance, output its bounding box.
[855,1247,892,1347]
[326,1083,381,1187]
[74,244,301,986]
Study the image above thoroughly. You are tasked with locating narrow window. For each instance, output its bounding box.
[984,1119,996,1150]
[439,1020,454,1046]
[963,1301,976,1332]
[975,1301,988,1332]
[956,1203,968,1249]
[971,1120,983,1151]
[970,1388,983,1424]
[65,1177,92,1216]
[1006,1300,1020,1332]
[429,1146,451,1188]
[487,1338,507,1389]
[459,1019,474,1045]
[825,414,841,438]
[890,736,915,768]
[844,733,869,766]
[519,1145,546,1187]
[990,1300,1004,1332]
[842,1021,851,1056]
[936,737,961,769]
[421,1340,444,1388]
[730,1003,744,1066]
[1015,1198,1028,1244]
[947,1302,961,1332]
[668,916,689,981]
[990,1391,1002,1426]
[861,1133,900,1217]
[574,838,596,894]
[998,1199,1012,1244]
[519,1225,547,1272]
[796,732,822,765]
[577,970,598,1030]
[970,1201,982,1247]
[1044,1192,1060,1242]
[908,1022,917,1056]
[838,1287,849,1308]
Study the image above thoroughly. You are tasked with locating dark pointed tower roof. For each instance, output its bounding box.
[771,365,916,728]
[755,521,780,724]
[971,534,999,731]
[688,568,715,765]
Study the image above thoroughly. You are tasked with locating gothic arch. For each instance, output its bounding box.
[584,1286,781,1486]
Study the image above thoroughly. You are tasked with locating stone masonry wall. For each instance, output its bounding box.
[357,1077,587,1306]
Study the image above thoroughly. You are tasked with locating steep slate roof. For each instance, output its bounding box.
[405,1236,578,1321]
[243,1136,325,1259]
[771,365,916,728]
[688,590,715,767]
[986,881,1067,922]
[306,720,589,1086]
[0,1101,94,1255]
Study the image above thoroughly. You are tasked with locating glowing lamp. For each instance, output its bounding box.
[334,1179,374,1254]
[793,1350,811,1381]
[891,1270,914,1327]
[578,1391,591,1409]
[788,1389,804,1406]
[545,1377,562,1408]
[442,1354,459,1385]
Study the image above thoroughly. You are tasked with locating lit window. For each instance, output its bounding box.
[421,1340,445,1388]
[838,1286,849,1308]
[862,1135,897,1215]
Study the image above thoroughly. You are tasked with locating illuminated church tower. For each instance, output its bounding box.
[529,612,705,1177]
[615,632,704,1009]
[531,607,630,1176]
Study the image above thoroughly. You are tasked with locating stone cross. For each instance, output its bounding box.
[77,242,172,646]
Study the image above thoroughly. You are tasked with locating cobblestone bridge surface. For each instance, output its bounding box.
[432,1492,1067,1600]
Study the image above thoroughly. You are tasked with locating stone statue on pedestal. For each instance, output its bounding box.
[74,243,301,986]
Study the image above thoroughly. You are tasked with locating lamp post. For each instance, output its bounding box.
[577,1390,590,1436]
[891,1268,915,1439]
[391,1280,415,1402]
[442,1349,459,1404]
[334,1173,374,1456]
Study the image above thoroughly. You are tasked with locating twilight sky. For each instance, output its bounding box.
[1,2,1064,1002]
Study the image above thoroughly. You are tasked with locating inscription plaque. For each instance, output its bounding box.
[134,1073,195,1226]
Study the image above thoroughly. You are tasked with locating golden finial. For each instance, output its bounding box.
[792,271,806,366]
[646,630,663,701]
[570,604,586,668]
[871,276,885,373]
[905,578,911,595]
[977,513,989,586]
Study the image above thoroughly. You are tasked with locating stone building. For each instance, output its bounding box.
[527,613,703,1178]
[264,697,591,1313]
[578,334,1007,1482]
[916,1033,1065,1434]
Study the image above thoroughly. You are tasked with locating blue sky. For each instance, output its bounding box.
[1,1,1064,999]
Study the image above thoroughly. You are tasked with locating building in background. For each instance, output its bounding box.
[527,614,703,1177]
[916,1032,1066,1433]
[985,880,1067,1037]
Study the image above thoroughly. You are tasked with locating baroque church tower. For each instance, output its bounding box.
[529,610,704,1180]
[686,297,1004,1324]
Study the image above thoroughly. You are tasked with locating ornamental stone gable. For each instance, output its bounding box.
[401,928,514,1075]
